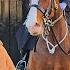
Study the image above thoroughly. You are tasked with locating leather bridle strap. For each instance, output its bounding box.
[50,27,69,55]
[30,4,47,15]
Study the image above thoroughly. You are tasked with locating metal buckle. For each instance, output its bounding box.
[16,60,27,70]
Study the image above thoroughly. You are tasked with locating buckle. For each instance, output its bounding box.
[16,60,27,70]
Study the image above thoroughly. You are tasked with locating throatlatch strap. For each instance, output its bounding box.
[30,4,45,14]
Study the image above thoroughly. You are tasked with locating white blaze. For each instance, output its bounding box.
[25,0,39,28]
[25,7,37,27]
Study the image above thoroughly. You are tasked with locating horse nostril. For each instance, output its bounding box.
[36,23,40,26]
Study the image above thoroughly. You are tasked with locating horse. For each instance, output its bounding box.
[0,40,16,70]
[25,0,70,70]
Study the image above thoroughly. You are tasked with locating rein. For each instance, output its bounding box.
[42,20,68,55]
[50,27,68,55]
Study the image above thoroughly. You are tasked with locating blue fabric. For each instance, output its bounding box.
[15,24,38,50]
[25,36,38,50]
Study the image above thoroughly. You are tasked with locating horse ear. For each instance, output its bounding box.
[54,0,59,4]
[53,0,59,10]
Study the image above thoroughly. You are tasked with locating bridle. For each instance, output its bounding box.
[30,0,58,18]
[16,0,70,70]
[30,0,70,55]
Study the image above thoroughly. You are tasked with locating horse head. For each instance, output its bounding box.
[25,0,61,36]
[26,1,70,70]
[25,0,70,54]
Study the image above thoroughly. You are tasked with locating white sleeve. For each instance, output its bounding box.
[31,0,39,5]
[59,2,67,10]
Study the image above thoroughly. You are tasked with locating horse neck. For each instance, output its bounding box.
[48,10,70,49]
